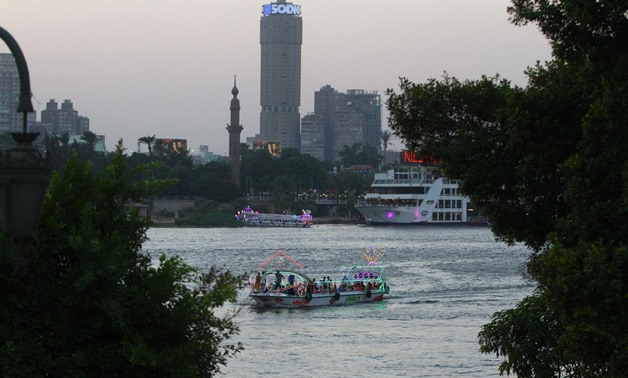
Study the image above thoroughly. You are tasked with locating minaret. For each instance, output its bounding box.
[226,76,243,187]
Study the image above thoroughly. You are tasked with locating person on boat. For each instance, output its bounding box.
[286,274,295,295]
[254,272,261,293]
[341,274,350,291]
[260,272,267,293]
[274,271,284,291]
[323,276,331,293]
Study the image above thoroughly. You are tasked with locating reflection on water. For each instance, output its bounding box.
[143,225,532,377]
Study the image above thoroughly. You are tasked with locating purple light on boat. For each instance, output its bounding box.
[387,211,394,219]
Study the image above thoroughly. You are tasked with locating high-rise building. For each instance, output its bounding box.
[300,113,324,160]
[345,89,381,151]
[0,53,23,133]
[306,85,381,161]
[314,85,344,161]
[259,0,302,150]
[40,99,89,135]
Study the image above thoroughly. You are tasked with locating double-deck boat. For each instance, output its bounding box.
[355,166,487,225]
[248,249,389,308]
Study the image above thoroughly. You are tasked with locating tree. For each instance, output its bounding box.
[138,135,156,155]
[54,132,71,147]
[386,0,627,375]
[282,155,314,193]
[80,131,100,151]
[0,142,243,377]
[338,143,381,168]
[189,161,241,202]
[380,129,394,169]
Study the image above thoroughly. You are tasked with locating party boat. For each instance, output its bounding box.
[355,165,488,225]
[248,248,390,308]
[235,207,313,228]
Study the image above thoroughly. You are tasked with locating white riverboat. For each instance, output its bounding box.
[355,166,487,225]
[235,207,313,228]
[248,249,389,308]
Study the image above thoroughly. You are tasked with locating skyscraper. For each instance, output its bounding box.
[307,85,382,161]
[259,0,302,150]
[345,89,381,151]
[0,53,22,133]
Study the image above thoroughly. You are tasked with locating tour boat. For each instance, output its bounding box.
[355,166,487,225]
[235,207,313,228]
[248,249,389,308]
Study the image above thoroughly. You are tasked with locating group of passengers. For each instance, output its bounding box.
[253,270,382,295]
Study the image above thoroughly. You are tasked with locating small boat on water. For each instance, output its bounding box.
[236,207,313,228]
[248,248,390,308]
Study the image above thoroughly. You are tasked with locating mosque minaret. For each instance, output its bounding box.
[226,76,243,187]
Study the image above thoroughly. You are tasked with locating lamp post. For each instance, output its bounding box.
[0,26,51,242]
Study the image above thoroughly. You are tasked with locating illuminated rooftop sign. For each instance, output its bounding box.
[402,151,440,165]
[262,3,301,16]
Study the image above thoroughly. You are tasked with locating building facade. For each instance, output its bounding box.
[300,113,324,160]
[345,89,381,151]
[40,99,89,135]
[0,53,24,133]
[305,85,381,161]
[259,0,302,150]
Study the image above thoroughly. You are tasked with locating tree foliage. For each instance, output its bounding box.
[387,0,627,376]
[338,143,381,168]
[0,143,243,377]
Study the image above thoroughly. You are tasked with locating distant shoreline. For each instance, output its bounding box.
[149,217,489,228]
[149,216,365,228]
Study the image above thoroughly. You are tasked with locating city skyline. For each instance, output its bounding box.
[2,0,551,154]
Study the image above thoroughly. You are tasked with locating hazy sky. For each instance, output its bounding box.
[2,0,551,154]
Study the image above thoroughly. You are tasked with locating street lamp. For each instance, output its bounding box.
[0,26,51,241]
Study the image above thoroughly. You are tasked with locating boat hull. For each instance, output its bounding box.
[355,205,429,224]
[249,290,386,308]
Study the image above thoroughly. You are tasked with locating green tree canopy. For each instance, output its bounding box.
[0,143,243,377]
[338,143,381,168]
[387,0,627,376]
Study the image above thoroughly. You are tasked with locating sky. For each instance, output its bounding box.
[2,0,552,154]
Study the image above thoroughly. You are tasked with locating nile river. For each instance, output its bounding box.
[142,224,532,377]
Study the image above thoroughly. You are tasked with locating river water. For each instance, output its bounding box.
[143,225,532,377]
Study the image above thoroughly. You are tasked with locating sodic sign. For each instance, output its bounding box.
[262,3,301,16]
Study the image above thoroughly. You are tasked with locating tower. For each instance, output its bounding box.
[226,77,243,187]
[259,0,302,150]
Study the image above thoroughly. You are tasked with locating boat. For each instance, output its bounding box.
[355,165,487,225]
[235,207,313,227]
[248,248,390,308]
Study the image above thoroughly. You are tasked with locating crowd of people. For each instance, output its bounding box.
[251,270,383,296]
